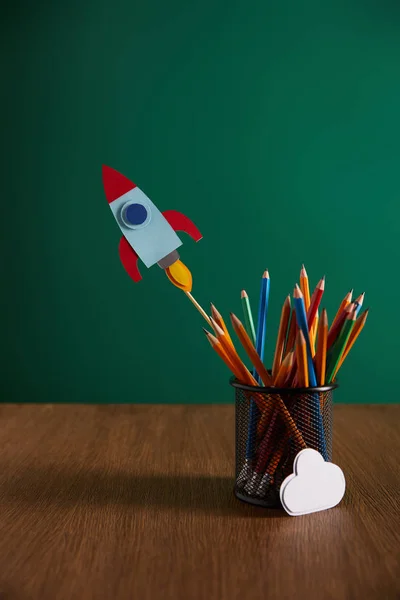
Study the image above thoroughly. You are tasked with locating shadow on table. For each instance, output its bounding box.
[0,463,287,518]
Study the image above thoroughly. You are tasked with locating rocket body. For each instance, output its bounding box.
[102,165,202,283]
[108,185,182,268]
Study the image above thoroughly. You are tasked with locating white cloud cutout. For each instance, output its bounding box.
[280,448,346,516]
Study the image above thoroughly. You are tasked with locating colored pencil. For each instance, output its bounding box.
[300,265,311,311]
[271,295,291,378]
[326,308,357,382]
[204,329,241,378]
[293,285,327,458]
[284,308,297,356]
[241,290,256,346]
[210,303,234,347]
[354,292,365,317]
[210,318,252,383]
[230,313,273,386]
[327,302,354,349]
[274,351,294,387]
[310,310,318,352]
[185,292,212,327]
[296,330,309,387]
[300,265,318,352]
[247,270,270,460]
[255,270,270,364]
[331,289,353,329]
[307,276,325,332]
[204,328,260,386]
[315,308,328,386]
[293,285,317,386]
[333,308,369,378]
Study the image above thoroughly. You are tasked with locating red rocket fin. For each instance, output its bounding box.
[162,210,202,242]
[118,237,142,282]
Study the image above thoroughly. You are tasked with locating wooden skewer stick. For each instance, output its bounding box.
[185,291,212,327]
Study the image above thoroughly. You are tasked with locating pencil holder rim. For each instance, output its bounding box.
[229,376,338,394]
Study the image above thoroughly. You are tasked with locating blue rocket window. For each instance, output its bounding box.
[125,203,148,226]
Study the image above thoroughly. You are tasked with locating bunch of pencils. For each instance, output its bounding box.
[202,266,368,390]
[189,265,368,497]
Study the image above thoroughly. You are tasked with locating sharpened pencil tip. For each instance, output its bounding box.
[240,290,248,299]
[210,317,224,336]
[202,328,210,335]
[293,284,303,298]
[355,292,365,305]
[263,270,270,278]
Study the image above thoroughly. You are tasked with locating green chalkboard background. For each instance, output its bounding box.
[1,0,398,403]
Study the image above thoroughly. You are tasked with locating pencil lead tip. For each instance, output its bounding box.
[240,289,248,299]
[202,327,210,335]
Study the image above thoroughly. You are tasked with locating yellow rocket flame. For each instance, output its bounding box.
[165,260,193,292]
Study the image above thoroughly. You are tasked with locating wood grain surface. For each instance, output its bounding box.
[0,404,398,600]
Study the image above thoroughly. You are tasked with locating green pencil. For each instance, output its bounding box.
[241,290,256,346]
[326,308,357,382]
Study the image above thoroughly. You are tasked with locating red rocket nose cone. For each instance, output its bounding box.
[102,165,136,203]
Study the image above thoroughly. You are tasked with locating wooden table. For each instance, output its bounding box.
[0,405,398,600]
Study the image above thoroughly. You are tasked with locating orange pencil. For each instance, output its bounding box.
[274,351,294,387]
[315,308,328,385]
[296,329,309,387]
[331,289,353,329]
[230,313,273,386]
[334,308,369,377]
[204,330,241,378]
[210,303,234,347]
[284,309,297,357]
[271,295,291,378]
[210,318,253,384]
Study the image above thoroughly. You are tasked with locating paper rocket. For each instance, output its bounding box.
[102,165,202,284]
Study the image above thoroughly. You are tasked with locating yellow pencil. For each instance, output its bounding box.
[300,265,311,311]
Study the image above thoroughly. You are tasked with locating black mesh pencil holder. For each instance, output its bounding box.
[231,379,337,508]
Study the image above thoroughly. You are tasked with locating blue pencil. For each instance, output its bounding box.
[293,284,317,386]
[354,292,365,317]
[255,270,270,370]
[246,271,270,462]
[293,284,328,459]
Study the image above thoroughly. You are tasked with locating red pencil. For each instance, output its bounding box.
[327,302,354,349]
[307,276,325,331]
